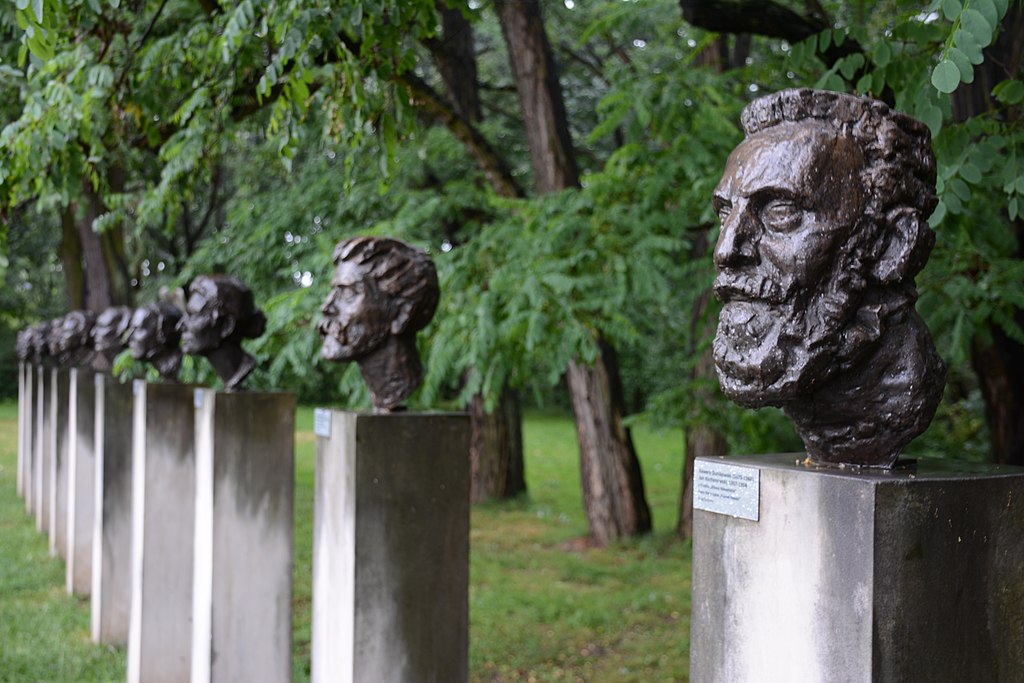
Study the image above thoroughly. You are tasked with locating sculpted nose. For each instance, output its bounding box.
[714,206,758,269]
[321,292,338,316]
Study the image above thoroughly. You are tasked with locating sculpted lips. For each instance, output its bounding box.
[713,272,791,305]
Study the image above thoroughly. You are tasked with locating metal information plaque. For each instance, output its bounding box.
[693,459,760,521]
[313,408,332,438]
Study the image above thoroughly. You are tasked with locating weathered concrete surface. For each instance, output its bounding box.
[35,367,50,533]
[17,362,25,498]
[312,411,470,683]
[91,374,134,646]
[67,369,97,596]
[22,364,34,515]
[690,454,1024,683]
[191,389,295,683]
[128,381,197,683]
[51,368,71,559]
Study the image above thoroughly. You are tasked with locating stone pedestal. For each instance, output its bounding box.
[50,368,71,559]
[20,364,35,509]
[191,389,296,683]
[128,381,197,683]
[91,374,135,646]
[690,454,1024,683]
[17,362,25,498]
[35,366,51,533]
[67,369,97,595]
[311,410,470,683]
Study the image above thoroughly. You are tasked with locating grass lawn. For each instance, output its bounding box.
[0,400,692,682]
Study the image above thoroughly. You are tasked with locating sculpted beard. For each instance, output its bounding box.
[713,223,875,407]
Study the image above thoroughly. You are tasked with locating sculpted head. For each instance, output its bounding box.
[48,310,97,367]
[15,328,32,362]
[712,89,944,467]
[712,88,937,406]
[129,302,182,361]
[178,274,266,389]
[27,321,52,365]
[92,306,133,362]
[318,236,439,411]
[319,237,439,362]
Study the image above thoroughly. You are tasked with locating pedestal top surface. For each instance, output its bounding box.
[699,453,1024,483]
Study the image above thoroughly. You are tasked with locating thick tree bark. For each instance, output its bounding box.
[496,0,651,544]
[59,177,132,312]
[567,341,652,544]
[494,0,580,194]
[469,386,526,502]
[677,291,727,540]
[420,9,527,502]
[425,2,482,123]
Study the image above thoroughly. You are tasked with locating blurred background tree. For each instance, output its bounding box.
[1,0,1021,543]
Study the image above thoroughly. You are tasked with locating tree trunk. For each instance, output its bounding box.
[496,0,651,544]
[59,178,132,312]
[677,343,728,540]
[953,5,1024,465]
[469,386,526,502]
[422,7,527,502]
[567,341,652,544]
[494,0,580,194]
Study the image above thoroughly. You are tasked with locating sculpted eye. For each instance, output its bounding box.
[760,199,801,232]
[713,197,732,222]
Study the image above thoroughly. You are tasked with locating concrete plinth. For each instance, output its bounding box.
[128,381,197,683]
[91,374,135,646]
[22,364,34,515]
[191,389,296,683]
[50,368,72,559]
[35,366,51,533]
[17,362,25,498]
[67,369,97,595]
[311,410,470,683]
[690,454,1024,683]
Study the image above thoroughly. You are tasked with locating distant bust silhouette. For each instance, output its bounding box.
[712,89,945,468]
[15,327,32,362]
[48,311,97,368]
[318,236,439,412]
[178,274,266,390]
[27,322,52,365]
[91,305,133,373]
[128,302,184,381]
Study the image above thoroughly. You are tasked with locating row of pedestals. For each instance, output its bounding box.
[14,362,470,683]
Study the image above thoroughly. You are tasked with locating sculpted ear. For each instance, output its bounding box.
[390,303,412,336]
[220,315,236,339]
[872,208,935,285]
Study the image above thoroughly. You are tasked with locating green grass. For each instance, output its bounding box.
[0,401,692,682]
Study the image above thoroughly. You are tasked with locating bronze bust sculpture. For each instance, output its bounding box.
[128,302,184,381]
[27,321,52,365]
[318,236,439,412]
[48,311,97,368]
[712,88,945,468]
[15,327,32,362]
[91,305,133,373]
[178,274,266,390]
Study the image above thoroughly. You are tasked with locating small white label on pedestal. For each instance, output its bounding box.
[194,389,204,409]
[693,460,759,521]
[313,408,332,438]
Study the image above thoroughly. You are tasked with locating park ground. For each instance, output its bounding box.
[0,400,692,682]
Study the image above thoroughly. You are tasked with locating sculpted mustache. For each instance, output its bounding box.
[713,273,790,304]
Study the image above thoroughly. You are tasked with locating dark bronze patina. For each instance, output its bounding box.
[91,305,133,373]
[48,311,97,368]
[26,322,53,365]
[178,274,266,390]
[318,236,439,412]
[129,302,184,381]
[712,88,945,468]
[15,328,32,362]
